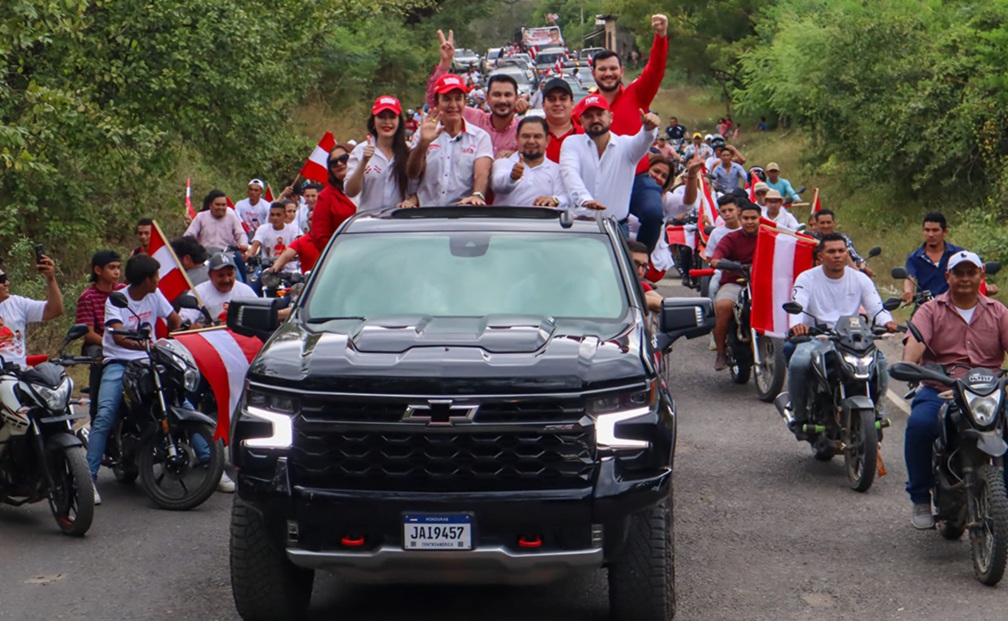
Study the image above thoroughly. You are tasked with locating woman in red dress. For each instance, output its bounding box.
[311,143,356,252]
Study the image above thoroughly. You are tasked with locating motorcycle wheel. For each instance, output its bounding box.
[727,339,751,385]
[138,422,224,511]
[844,409,877,492]
[970,464,1008,586]
[47,446,94,537]
[753,335,786,403]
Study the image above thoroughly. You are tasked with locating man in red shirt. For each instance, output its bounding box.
[710,203,761,370]
[580,14,669,253]
[541,77,583,164]
[75,250,127,419]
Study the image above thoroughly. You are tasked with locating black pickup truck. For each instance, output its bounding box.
[226,207,713,621]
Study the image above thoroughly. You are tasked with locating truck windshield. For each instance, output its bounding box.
[304,232,627,321]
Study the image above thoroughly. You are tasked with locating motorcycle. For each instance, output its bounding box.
[889,322,1008,585]
[0,324,94,536]
[81,291,225,511]
[774,297,903,492]
[710,260,787,402]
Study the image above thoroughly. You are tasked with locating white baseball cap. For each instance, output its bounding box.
[248,178,264,188]
[947,250,983,272]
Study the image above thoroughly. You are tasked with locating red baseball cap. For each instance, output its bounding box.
[371,95,402,116]
[433,74,466,95]
[580,94,610,112]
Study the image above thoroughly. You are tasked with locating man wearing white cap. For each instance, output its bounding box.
[234,179,270,232]
[782,232,897,432]
[901,250,1008,529]
[559,95,660,228]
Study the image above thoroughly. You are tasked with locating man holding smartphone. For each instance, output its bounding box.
[0,250,64,368]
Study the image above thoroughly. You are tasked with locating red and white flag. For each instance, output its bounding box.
[811,187,821,215]
[750,225,818,338]
[171,328,263,444]
[185,178,195,220]
[697,174,719,244]
[529,46,539,60]
[150,220,196,305]
[300,131,336,184]
[665,224,697,249]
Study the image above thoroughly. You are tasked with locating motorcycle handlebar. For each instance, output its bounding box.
[109,329,150,341]
[689,268,715,278]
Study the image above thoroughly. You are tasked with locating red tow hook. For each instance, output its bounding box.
[341,535,366,547]
[518,535,542,549]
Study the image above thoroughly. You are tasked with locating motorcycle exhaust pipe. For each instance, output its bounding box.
[774,393,794,425]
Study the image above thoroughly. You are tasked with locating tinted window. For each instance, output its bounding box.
[305,232,626,321]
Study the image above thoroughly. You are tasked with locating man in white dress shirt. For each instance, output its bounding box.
[491,117,568,208]
[558,95,660,233]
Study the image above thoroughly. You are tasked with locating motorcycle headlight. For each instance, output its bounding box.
[963,389,1001,428]
[154,339,201,393]
[842,353,874,367]
[586,382,656,450]
[29,377,73,412]
[261,270,282,289]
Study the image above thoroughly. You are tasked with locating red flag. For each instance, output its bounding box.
[171,328,262,444]
[665,224,697,249]
[697,174,718,244]
[226,195,235,209]
[185,178,195,220]
[300,131,336,184]
[748,174,757,203]
[265,184,275,202]
[750,225,818,338]
[811,187,821,215]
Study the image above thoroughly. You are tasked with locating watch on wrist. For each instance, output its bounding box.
[472,191,485,200]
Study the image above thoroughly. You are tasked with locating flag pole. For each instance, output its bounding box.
[151,219,206,309]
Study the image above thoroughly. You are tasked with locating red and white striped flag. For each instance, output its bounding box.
[529,46,539,60]
[665,224,697,249]
[171,327,263,444]
[554,58,563,73]
[185,178,195,220]
[750,225,818,338]
[299,131,336,184]
[697,174,719,244]
[149,220,196,305]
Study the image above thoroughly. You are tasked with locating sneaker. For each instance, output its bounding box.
[911,503,934,530]
[708,335,717,351]
[217,471,236,493]
[93,484,102,506]
[714,352,728,371]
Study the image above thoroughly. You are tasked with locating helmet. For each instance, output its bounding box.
[407,109,415,116]
[710,136,726,149]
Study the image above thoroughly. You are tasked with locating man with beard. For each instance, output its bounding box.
[579,14,669,253]
[491,117,568,208]
[408,74,494,206]
[426,29,528,156]
[559,95,659,225]
[541,77,583,164]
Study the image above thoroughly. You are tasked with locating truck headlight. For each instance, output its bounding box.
[242,389,298,449]
[587,381,656,450]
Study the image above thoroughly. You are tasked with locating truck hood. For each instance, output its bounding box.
[247,314,646,394]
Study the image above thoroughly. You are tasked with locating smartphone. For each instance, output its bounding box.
[34,244,44,265]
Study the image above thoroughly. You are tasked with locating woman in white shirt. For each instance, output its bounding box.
[344,95,413,213]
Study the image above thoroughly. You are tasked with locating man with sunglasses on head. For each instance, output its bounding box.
[0,254,64,369]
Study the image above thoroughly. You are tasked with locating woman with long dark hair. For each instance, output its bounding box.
[310,143,356,252]
[344,96,413,214]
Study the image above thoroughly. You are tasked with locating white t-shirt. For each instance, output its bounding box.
[0,295,47,369]
[346,143,409,213]
[102,290,174,363]
[762,206,800,231]
[252,223,300,264]
[703,224,741,260]
[954,305,976,324]
[789,266,893,330]
[663,184,699,221]
[234,198,271,232]
[182,280,258,324]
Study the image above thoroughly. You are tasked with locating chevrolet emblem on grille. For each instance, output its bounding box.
[402,400,478,425]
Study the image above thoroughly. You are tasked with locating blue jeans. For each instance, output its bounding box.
[786,341,888,419]
[629,173,665,253]
[87,362,210,481]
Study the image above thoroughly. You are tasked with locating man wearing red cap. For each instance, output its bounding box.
[558,96,660,225]
[407,73,493,207]
[425,29,528,156]
[579,14,669,253]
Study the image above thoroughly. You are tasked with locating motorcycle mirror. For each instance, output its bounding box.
[985,261,1001,276]
[64,323,89,343]
[109,291,130,309]
[782,301,803,315]
[793,185,807,195]
[174,294,200,310]
[703,225,714,236]
[796,224,807,232]
[882,297,902,311]
[891,267,909,280]
[867,246,882,259]
[904,319,935,360]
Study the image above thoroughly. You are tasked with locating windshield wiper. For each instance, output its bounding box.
[305,316,366,323]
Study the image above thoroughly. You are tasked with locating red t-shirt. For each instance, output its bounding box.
[289,234,321,274]
[711,229,758,285]
[546,122,584,163]
[641,281,654,292]
[311,184,356,251]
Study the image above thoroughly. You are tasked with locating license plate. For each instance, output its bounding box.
[403,514,472,551]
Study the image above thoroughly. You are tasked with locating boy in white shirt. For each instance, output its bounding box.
[247,203,299,273]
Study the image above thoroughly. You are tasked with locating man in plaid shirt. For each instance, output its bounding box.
[75,250,126,420]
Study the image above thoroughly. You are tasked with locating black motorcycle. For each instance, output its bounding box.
[714,260,787,402]
[79,291,225,511]
[889,324,1008,585]
[775,298,902,492]
[0,325,94,536]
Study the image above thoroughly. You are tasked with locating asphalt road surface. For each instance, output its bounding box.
[2,280,1006,620]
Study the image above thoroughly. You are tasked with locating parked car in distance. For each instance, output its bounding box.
[452,48,480,72]
[482,47,502,74]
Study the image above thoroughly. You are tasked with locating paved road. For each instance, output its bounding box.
[2,280,1006,620]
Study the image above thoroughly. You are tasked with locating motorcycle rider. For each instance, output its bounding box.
[901,212,963,304]
[86,255,183,504]
[900,250,1008,529]
[784,233,897,432]
[762,190,800,230]
[764,162,801,203]
[710,202,762,371]
[0,255,64,369]
[182,253,257,327]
